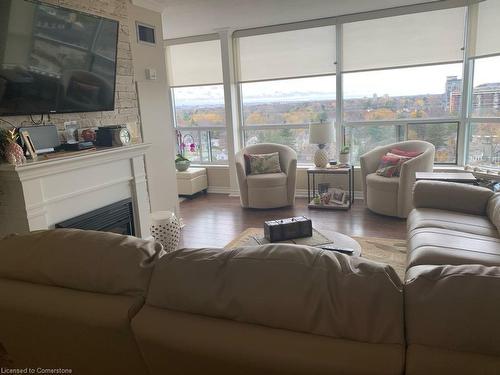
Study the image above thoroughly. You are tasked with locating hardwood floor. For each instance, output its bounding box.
[178,194,406,248]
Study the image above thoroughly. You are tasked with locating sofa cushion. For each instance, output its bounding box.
[146,244,404,345]
[366,173,400,192]
[247,172,287,188]
[0,278,148,374]
[487,193,500,234]
[407,227,500,269]
[132,306,405,375]
[408,208,499,238]
[405,264,500,356]
[0,229,162,297]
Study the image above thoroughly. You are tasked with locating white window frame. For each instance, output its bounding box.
[165,0,494,169]
[165,34,229,165]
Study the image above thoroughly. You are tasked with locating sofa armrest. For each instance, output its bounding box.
[405,264,500,356]
[413,180,493,216]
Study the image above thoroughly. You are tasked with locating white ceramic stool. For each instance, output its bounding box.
[150,211,181,253]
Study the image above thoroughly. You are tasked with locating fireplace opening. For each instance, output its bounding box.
[55,198,135,236]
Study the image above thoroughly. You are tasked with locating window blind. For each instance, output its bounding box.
[470,0,500,58]
[166,40,223,87]
[342,7,466,72]
[237,26,336,82]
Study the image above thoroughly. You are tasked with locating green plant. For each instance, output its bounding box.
[340,145,350,154]
[175,153,189,163]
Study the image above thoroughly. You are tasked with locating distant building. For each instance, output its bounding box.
[445,76,462,112]
[472,83,500,114]
[445,77,500,115]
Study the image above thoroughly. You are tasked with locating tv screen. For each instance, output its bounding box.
[0,0,119,116]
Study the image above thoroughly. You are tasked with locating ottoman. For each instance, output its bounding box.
[176,167,208,197]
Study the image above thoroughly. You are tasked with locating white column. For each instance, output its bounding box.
[217,28,241,196]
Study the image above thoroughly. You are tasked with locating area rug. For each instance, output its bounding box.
[225,228,407,280]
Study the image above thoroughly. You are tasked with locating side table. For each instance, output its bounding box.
[307,165,355,210]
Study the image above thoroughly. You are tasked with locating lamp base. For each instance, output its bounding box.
[314,147,329,168]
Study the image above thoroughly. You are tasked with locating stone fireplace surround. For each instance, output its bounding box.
[0,144,152,238]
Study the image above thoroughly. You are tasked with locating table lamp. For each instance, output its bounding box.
[309,122,334,168]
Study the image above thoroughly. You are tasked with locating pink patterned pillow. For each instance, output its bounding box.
[390,148,422,158]
[376,153,411,177]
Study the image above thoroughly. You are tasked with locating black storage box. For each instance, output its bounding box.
[264,216,313,242]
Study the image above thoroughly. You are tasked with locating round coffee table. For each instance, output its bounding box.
[318,229,362,257]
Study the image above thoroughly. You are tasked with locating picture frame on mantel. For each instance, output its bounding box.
[20,130,37,160]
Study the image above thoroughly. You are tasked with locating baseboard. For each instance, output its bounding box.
[205,187,364,201]
[207,186,232,194]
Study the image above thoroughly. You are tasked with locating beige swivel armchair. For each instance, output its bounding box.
[360,140,435,218]
[235,143,297,209]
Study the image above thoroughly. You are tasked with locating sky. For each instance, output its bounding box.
[173,56,500,106]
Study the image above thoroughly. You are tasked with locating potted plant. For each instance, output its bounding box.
[339,145,350,165]
[0,127,26,166]
[175,131,196,172]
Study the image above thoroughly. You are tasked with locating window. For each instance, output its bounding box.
[236,26,336,163]
[468,123,500,168]
[407,122,458,163]
[343,64,463,122]
[342,7,466,164]
[466,0,500,169]
[345,124,400,164]
[166,39,228,163]
[470,56,500,118]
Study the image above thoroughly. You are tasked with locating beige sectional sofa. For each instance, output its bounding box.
[405,181,500,375]
[1,183,499,375]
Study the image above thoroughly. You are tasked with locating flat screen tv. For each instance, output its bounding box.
[0,0,119,116]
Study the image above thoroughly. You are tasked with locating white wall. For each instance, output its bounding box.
[161,0,437,39]
[128,2,179,214]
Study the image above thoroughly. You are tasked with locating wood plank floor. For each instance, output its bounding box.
[179,194,406,248]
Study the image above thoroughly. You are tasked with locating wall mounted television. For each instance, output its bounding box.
[0,0,119,116]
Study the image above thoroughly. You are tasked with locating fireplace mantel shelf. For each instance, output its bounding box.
[0,143,151,179]
[0,143,152,239]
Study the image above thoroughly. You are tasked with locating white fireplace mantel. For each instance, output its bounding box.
[0,144,152,238]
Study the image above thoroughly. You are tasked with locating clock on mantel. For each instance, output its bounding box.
[95,125,132,147]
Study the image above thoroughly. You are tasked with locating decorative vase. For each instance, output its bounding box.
[150,211,181,253]
[5,142,26,166]
[175,160,190,172]
[339,153,349,165]
[314,145,329,168]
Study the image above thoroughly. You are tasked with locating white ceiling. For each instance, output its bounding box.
[154,0,441,40]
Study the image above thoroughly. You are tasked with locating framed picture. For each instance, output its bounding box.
[329,188,346,205]
[136,22,156,45]
[318,182,330,194]
[20,130,37,160]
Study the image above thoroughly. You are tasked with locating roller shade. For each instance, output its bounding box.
[470,0,500,58]
[237,26,336,82]
[343,7,466,72]
[166,40,223,87]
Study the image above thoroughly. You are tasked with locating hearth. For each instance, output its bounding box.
[55,199,135,236]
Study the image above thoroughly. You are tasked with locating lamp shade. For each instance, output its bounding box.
[309,122,334,145]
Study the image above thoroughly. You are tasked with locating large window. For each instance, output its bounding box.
[237,26,336,163]
[343,64,463,122]
[466,0,500,169]
[241,76,336,163]
[166,39,228,163]
[342,7,466,165]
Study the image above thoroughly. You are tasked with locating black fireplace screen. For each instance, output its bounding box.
[55,198,135,236]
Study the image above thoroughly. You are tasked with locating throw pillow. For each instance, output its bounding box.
[248,152,282,175]
[390,148,422,158]
[376,153,411,177]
